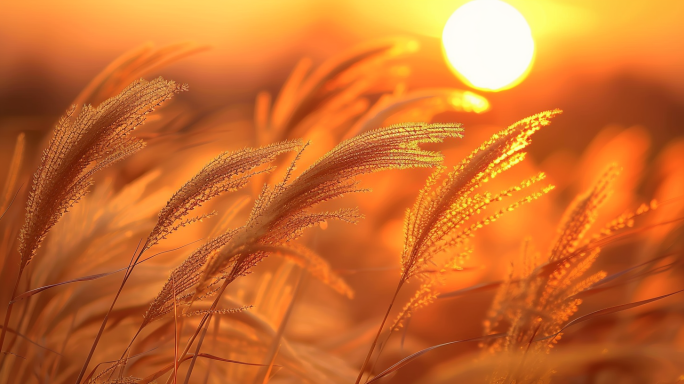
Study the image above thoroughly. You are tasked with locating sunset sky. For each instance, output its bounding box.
[1,1,683,97]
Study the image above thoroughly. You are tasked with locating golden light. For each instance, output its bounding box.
[442,0,535,92]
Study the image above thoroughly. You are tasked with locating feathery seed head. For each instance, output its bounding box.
[194,122,463,299]
[18,77,185,268]
[400,110,561,282]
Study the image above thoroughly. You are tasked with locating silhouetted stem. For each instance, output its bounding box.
[354,280,404,384]
[163,310,213,384]
[181,275,234,384]
[75,248,140,384]
[200,316,221,384]
[0,268,23,368]
[254,270,303,384]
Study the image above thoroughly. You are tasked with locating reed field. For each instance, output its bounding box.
[1,8,683,383]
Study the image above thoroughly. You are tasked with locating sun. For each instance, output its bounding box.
[442,0,535,92]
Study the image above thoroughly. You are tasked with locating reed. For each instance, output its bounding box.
[0,40,681,384]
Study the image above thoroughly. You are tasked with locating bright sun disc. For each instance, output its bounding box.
[442,0,534,92]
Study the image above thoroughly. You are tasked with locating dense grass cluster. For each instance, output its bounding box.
[0,40,682,384]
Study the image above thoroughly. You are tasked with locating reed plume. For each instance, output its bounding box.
[81,141,300,383]
[344,88,489,139]
[19,77,184,269]
[0,77,185,357]
[74,41,208,108]
[356,110,560,384]
[140,141,300,328]
[2,38,680,384]
[255,38,488,156]
[142,229,240,329]
[144,141,301,252]
[142,122,463,382]
[480,165,658,383]
[197,122,465,297]
[256,38,419,144]
[400,110,560,282]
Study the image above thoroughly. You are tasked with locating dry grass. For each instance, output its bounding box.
[0,39,683,384]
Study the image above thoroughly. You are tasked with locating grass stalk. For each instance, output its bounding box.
[354,281,404,384]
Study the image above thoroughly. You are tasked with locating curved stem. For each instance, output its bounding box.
[0,267,23,369]
[75,246,141,384]
[354,280,403,384]
[254,269,304,384]
[181,274,234,384]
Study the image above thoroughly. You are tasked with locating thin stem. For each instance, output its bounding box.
[182,315,212,384]
[255,268,304,384]
[172,275,179,384]
[98,239,205,379]
[170,267,240,384]
[201,316,221,384]
[181,275,233,384]
[0,267,23,369]
[163,313,211,384]
[75,244,141,384]
[354,280,404,384]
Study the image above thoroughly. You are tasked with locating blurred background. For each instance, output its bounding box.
[2,0,683,144]
[1,1,683,383]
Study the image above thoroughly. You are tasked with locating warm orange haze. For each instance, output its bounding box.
[0,1,683,384]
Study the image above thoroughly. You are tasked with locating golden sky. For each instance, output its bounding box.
[1,0,683,97]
